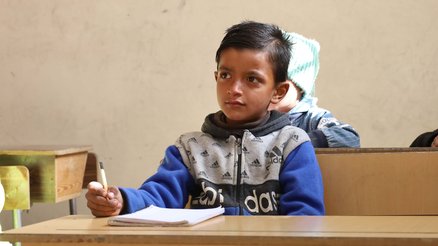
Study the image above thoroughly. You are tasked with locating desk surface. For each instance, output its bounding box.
[2,215,438,246]
[0,145,92,156]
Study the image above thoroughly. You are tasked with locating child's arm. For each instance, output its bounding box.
[305,109,360,148]
[117,145,196,214]
[279,141,325,215]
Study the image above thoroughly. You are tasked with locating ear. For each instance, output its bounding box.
[270,81,290,104]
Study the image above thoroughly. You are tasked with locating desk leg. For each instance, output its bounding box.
[69,198,77,215]
[12,209,21,228]
[12,210,21,246]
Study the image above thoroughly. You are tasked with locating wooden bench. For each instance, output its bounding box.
[317,148,438,215]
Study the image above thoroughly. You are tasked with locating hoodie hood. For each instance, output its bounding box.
[201,111,291,139]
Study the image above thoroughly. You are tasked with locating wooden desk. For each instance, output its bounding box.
[2,215,438,246]
[0,145,91,204]
[0,145,91,227]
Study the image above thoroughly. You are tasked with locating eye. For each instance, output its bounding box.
[247,76,260,84]
[219,72,231,79]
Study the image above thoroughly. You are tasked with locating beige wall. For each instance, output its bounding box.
[1,0,437,229]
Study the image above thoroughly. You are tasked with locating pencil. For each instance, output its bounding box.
[99,161,108,192]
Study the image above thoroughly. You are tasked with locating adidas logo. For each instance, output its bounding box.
[200,150,209,157]
[242,146,249,154]
[250,159,261,167]
[187,151,197,164]
[270,146,282,157]
[222,171,232,180]
[267,146,283,169]
[187,137,198,144]
[224,152,233,159]
[291,134,299,141]
[241,170,249,178]
[210,161,220,168]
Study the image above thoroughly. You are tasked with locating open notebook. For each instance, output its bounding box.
[108,205,225,227]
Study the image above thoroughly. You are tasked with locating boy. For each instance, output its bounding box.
[86,21,325,216]
[269,32,360,148]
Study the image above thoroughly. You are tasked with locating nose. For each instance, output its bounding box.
[228,79,243,96]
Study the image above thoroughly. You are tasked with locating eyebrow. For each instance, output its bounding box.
[217,65,232,72]
[246,70,264,76]
[217,65,264,77]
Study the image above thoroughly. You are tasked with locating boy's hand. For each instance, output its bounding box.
[85,181,123,217]
[432,136,438,147]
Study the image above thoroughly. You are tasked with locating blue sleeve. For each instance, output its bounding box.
[279,141,325,215]
[118,145,196,214]
[320,124,360,148]
[308,110,360,148]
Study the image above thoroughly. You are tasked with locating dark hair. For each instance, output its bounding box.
[215,21,291,84]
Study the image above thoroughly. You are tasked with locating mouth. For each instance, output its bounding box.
[225,100,245,106]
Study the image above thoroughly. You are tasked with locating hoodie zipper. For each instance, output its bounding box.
[235,137,243,215]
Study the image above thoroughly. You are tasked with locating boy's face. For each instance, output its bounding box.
[215,48,285,126]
